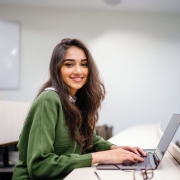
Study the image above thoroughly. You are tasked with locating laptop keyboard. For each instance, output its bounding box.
[122,155,149,167]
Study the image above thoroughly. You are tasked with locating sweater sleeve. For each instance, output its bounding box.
[21,92,92,179]
[86,132,113,153]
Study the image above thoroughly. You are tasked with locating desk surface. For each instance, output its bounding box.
[64,124,180,180]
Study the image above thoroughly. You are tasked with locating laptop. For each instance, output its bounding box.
[96,114,180,170]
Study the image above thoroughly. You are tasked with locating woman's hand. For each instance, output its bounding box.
[110,145,147,157]
[91,147,144,165]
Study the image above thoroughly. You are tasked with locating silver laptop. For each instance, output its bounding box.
[96,114,180,170]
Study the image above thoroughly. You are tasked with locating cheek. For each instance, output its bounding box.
[84,68,89,77]
[60,68,69,79]
[60,70,68,84]
[84,69,89,83]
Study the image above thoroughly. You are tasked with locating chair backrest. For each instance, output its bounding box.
[95,124,113,140]
[0,100,30,146]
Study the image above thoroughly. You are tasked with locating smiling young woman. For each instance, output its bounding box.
[12,38,146,180]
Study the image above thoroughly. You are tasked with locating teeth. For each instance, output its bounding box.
[71,77,83,81]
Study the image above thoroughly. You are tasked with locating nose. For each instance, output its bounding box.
[73,65,82,75]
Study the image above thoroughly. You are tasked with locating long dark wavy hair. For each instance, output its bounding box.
[37,38,105,153]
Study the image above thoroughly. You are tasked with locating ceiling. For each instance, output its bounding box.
[0,0,180,14]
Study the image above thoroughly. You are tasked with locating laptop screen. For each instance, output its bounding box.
[155,114,180,161]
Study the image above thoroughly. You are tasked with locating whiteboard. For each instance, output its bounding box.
[0,21,20,89]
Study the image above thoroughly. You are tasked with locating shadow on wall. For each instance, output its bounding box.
[176,141,180,148]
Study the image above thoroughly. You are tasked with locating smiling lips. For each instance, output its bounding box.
[70,77,84,82]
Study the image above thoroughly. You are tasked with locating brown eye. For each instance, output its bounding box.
[65,63,73,67]
[81,62,88,67]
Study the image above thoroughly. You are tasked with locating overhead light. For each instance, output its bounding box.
[103,0,121,6]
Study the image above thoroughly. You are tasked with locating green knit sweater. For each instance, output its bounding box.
[12,90,112,180]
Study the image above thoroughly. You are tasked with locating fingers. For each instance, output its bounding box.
[124,149,144,162]
[95,148,144,164]
[117,148,144,163]
[133,154,144,161]
[121,146,141,156]
[121,146,147,156]
[125,156,143,163]
[133,147,147,156]
[129,147,141,156]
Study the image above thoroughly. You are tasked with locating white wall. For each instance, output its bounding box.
[0,5,180,137]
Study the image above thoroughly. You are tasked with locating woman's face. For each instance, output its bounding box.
[60,46,89,97]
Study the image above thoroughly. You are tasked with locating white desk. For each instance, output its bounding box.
[64,124,180,180]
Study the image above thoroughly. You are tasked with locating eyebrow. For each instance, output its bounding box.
[64,59,88,62]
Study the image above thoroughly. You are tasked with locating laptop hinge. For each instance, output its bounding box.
[153,153,160,166]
